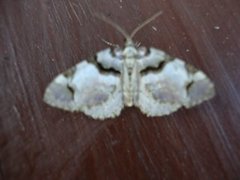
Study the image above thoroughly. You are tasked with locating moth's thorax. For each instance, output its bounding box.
[122,46,138,69]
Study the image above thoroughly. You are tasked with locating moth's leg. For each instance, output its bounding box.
[96,48,122,71]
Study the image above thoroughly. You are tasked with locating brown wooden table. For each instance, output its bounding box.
[1,0,240,179]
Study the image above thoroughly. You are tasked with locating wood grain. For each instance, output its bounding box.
[1,0,240,179]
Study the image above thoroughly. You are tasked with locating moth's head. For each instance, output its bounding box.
[112,42,148,60]
[121,41,149,59]
[122,45,138,58]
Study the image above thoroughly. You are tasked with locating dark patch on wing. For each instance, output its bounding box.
[186,81,194,91]
[140,61,166,74]
[90,55,121,75]
[67,85,75,97]
[140,54,174,75]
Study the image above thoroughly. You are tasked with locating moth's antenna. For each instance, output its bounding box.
[94,13,132,42]
[130,11,163,39]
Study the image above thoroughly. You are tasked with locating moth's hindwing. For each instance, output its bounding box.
[44,60,123,119]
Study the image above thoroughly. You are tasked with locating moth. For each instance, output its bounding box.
[44,11,215,120]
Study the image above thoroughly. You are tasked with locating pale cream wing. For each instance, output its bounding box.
[136,58,215,117]
[44,61,123,120]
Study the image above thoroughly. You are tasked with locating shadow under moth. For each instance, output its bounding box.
[44,11,215,120]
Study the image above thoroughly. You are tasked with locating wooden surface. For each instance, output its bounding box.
[1,0,240,179]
